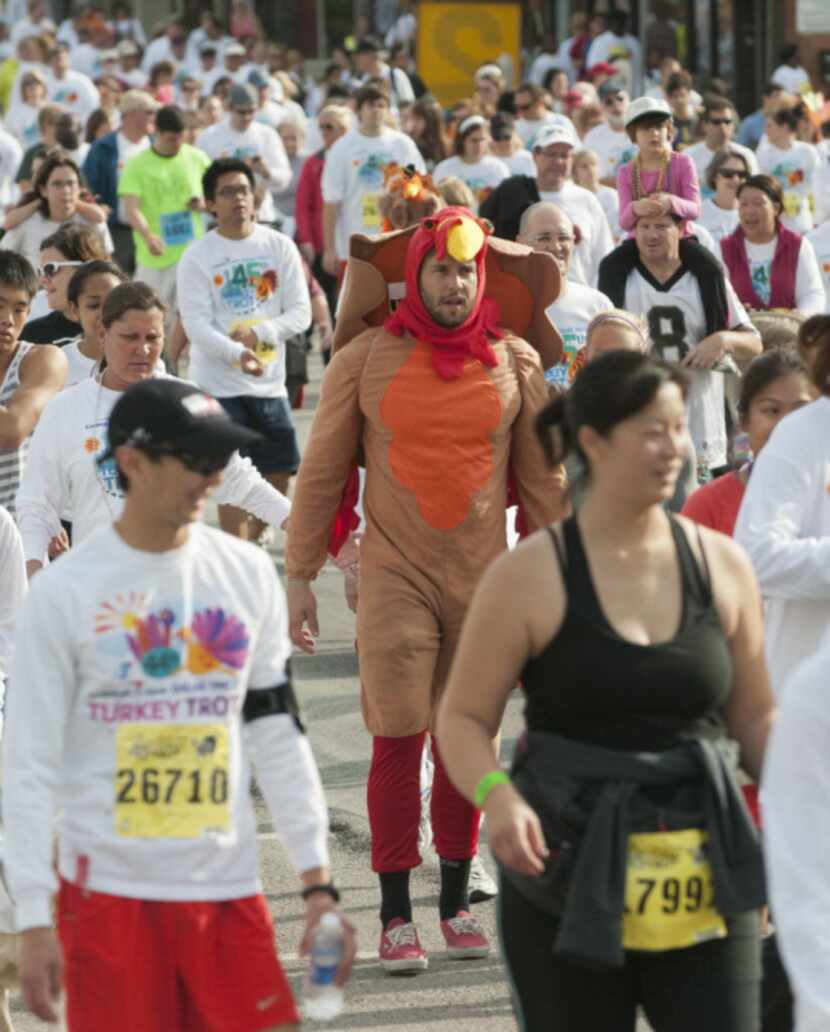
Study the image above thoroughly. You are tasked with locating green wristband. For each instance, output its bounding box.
[474,770,511,809]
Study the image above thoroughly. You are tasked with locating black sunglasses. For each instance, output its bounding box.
[145,446,232,476]
[719,168,748,179]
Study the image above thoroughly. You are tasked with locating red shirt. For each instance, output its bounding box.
[681,471,745,537]
[294,150,325,254]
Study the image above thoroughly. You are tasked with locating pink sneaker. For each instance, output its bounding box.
[379,918,429,974]
[440,910,490,960]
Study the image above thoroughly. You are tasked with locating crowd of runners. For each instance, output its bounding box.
[0,1,830,1029]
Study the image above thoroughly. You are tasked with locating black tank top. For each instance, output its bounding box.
[520,515,732,751]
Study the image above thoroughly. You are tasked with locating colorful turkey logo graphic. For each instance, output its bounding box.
[786,169,805,186]
[249,269,277,302]
[179,608,250,675]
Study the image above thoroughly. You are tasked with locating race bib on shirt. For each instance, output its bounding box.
[159,210,195,247]
[115,723,231,838]
[623,829,727,951]
[361,192,381,229]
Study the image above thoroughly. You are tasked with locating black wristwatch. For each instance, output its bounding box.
[301,883,340,903]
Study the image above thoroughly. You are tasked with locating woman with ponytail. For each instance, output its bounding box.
[439,349,773,1031]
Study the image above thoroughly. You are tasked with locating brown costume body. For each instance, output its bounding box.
[286,323,566,735]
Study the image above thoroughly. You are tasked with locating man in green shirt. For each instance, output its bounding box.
[119,106,210,334]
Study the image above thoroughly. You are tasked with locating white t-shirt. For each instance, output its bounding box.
[734,396,830,697]
[3,521,329,929]
[699,199,740,243]
[3,211,112,271]
[61,337,97,387]
[684,140,759,199]
[740,236,826,315]
[14,374,292,565]
[321,127,425,260]
[770,64,812,95]
[197,120,291,223]
[4,100,41,149]
[582,122,637,182]
[585,31,644,95]
[544,282,613,389]
[538,180,614,287]
[806,221,830,313]
[432,154,510,210]
[500,149,536,177]
[0,125,21,210]
[177,224,311,400]
[515,112,573,150]
[596,184,621,242]
[0,504,25,687]
[623,265,753,470]
[758,140,820,234]
[46,69,99,124]
[528,53,563,87]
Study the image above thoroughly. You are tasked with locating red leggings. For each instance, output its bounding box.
[367,732,480,873]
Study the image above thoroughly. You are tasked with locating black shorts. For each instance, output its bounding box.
[217,394,301,476]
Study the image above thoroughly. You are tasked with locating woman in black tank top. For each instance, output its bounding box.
[437,351,775,1032]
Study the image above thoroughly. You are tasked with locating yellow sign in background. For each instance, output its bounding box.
[417,3,522,107]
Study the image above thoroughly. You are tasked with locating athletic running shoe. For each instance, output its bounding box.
[440,910,490,959]
[379,919,429,974]
[468,853,498,902]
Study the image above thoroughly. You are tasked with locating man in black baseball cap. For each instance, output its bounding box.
[102,378,263,492]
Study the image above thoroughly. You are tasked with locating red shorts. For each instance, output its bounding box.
[57,879,300,1032]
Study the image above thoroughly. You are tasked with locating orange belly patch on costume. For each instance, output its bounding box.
[379,341,503,530]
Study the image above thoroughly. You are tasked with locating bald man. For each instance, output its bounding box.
[518,201,613,389]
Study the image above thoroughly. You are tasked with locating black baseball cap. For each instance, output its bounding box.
[103,379,263,461]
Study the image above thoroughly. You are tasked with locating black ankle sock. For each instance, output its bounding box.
[439,857,471,920]
[379,870,412,926]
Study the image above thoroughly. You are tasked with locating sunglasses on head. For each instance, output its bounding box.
[39,260,83,279]
[719,168,748,179]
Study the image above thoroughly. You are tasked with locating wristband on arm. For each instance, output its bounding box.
[474,770,511,809]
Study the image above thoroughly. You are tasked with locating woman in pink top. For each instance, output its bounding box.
[617,97,700,234]
[682,348,813,536]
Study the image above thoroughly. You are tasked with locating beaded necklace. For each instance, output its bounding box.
[633,150,670,200]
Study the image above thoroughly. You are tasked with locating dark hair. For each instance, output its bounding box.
[702,98,736,122]
[665,70,692,96]
[763,80,785,98]
[515,81,544,103]
[102,280,166,328]
[154,104,185,133]
[779,43,799,63]
[325,82,352,102]
[409,97,449,165]
[37,103,64,131]
[798,315,830,395]
[33,152,82,216]
[608,11,628,35]
[771,102,803,134]
[453,116,487,156]
[0,250,39,300]
[355,80,390,110]
[202,157,255,201]
[738,348,807,416]
[148,60,174,87]
[67,259,128,307]
[542,66,567,92]
[40,224,108,262]
[85,107,112,144]
[706,147,751,191]
[535,351,689,471]
[737,173,784,216]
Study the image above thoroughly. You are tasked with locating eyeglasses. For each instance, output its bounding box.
[39,260,83,279]
[216,185,252,198]
[145,446,232,476]
[719,168,748,179]
[708,117,733,126]
[234,108,256,116]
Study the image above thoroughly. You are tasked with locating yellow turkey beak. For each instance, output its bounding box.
[446,220,485,263]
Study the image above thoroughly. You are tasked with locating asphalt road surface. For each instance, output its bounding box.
[10,353,650,1031]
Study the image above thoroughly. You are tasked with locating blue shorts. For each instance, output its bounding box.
[217,395,301,476]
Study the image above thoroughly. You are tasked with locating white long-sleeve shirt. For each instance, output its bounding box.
[734,397,830,697]
[177,224,311,399]
[763,643,830,1032]
[14,374,292,565]
[0,505,25,686]
[196,120,291,223]
[4,522,329,930]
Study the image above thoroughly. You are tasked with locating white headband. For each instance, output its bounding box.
[458,115,486,136]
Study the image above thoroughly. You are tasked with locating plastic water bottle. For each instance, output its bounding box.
[303,912,345,1021]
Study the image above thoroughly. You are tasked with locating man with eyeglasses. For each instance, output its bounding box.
[518,201,612,388]
[197,84,291,229]
[177,159,309,540]
[583,80,636,186]
[684,102,759,200]
[6,374,355,1030]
